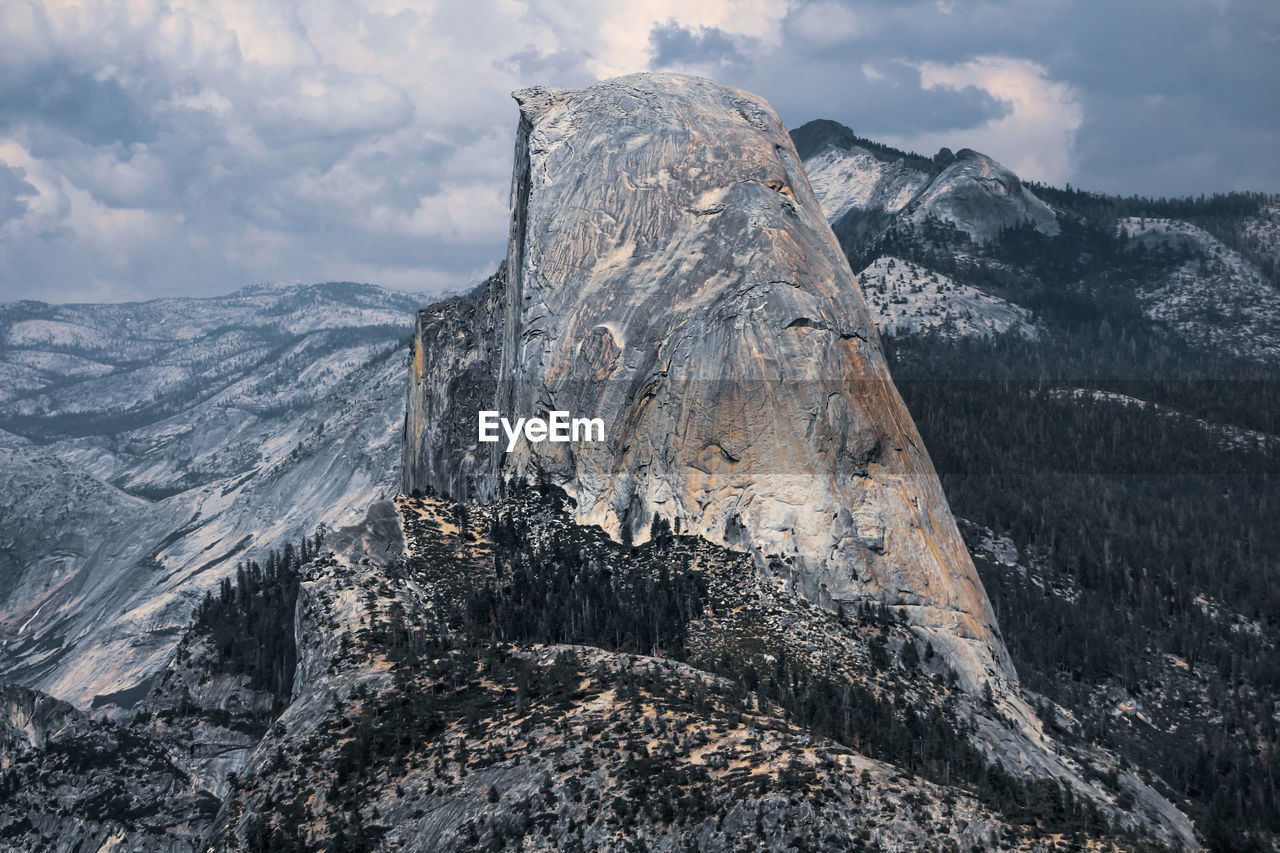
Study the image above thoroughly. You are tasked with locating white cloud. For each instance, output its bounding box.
[1,1,1274,301]
[253,70,414,141]
[317,257,501,295]
[886,56,1083,185]
[860,62,886,83]
[526,0,790,78]
[60,182,179,267]
[374,182,511,243]
[0,0,801,301]
[0,140,66,226]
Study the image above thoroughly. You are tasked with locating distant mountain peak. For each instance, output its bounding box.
[232,280,305,295]
[795,121,1059,249]
[905,147,1059,241]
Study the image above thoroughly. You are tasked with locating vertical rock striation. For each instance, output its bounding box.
[404,73,1013,691]
[402,267,506,503]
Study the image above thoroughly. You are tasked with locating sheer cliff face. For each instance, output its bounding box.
[402,268,506,503]
[406,73,1012,689]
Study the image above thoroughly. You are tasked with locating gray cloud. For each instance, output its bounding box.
[0,64,159,147]
[720,0,1280,196]
[0,163,36,226]
[649,22,756,74]
[0,0,1275,303]
[496,46,598,89]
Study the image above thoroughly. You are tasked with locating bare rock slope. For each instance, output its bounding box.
[207,493,1182,851]
[0,284,416,710]
[902,149,1059,243]
[406,73,1011,693]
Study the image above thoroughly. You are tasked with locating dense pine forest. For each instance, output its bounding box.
[877,204,1280,849]
[193,534,319,710]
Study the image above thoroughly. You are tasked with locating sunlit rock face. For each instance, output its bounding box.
[405,72,1014,691]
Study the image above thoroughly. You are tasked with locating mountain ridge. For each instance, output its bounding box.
[793,118,1279,848]
[3,86,1278,850]
[0,283,423,710]
[794,118,1280,362]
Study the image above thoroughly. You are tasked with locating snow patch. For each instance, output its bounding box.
[855,256,1038,340]
[5,321,97,348]
[1048,386,1277,452]
[1123,217,1280,362]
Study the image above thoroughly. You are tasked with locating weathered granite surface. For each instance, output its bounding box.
[402,266,507,503]
[0,682,79,768]
[904,148,1060,242]
[404,73,1014,694]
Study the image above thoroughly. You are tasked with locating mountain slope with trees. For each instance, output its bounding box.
[796,119,1280,850]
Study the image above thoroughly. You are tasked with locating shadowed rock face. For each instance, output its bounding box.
[402,267,507,503]
[405,73,1013,691]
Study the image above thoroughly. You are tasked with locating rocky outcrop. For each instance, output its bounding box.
[793,120,1059,256]
[402,269,507,502]
[0,683,219,851]
[136,633,282,798]
[206,492,1176,851]
[0,682,79,768]
[0,488,1196,850]
[1124,216,1280,362]
[902,148,1059,243]
[854,256,1040,340]
[404,73,1013,694]
[789,119,934,250]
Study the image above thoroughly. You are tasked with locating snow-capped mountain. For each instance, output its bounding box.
[0,283,424,709]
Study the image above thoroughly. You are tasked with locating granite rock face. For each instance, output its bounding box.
[904,148,1060,242]
[0,682,79,768]
[405,73,1013,692]
[0,682,220,851]
[790,120,1059,250]
[403,268,507,503]
[0,284,417,712]
[789,119,934,251]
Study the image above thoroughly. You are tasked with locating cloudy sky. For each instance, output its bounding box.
[1,0,1277,303]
